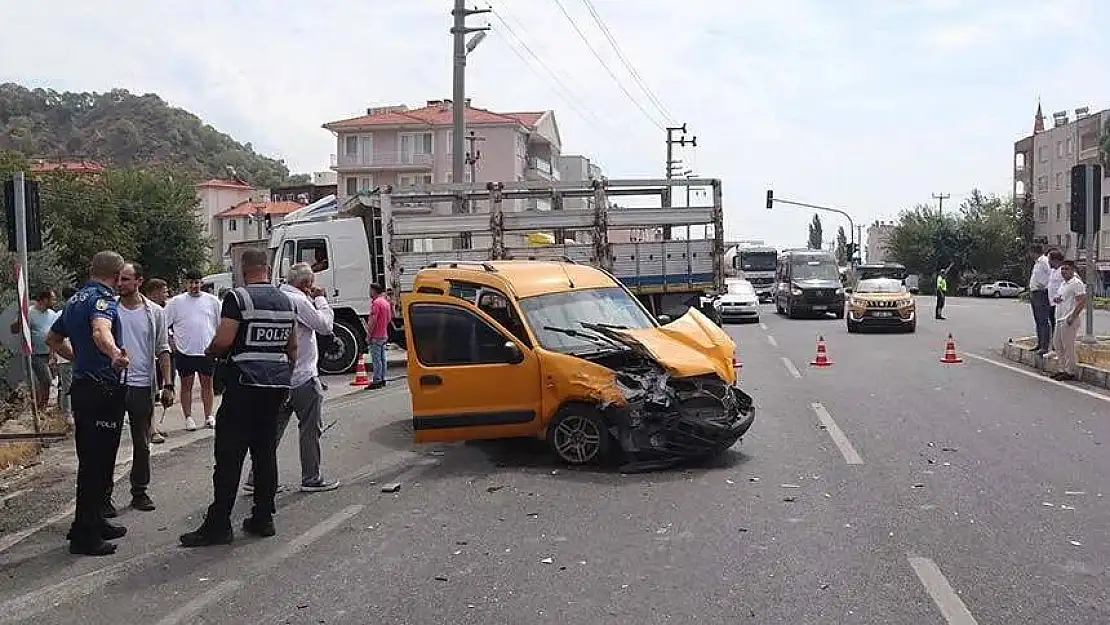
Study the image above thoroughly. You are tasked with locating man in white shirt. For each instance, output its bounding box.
[1051,260,1087,381]
[244,263,339,494]
[165,270,222,431]
[1028,244,1053,354]
[105,263,174,515]
[1045,249,1065,339]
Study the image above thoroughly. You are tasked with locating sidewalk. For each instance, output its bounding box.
[0,350,408,492]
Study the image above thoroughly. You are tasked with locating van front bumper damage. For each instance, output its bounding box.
[608,363,755,472]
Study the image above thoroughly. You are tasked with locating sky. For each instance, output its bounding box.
[2,0,1109,250]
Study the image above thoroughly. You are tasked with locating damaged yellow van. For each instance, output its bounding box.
[401,260,755,470]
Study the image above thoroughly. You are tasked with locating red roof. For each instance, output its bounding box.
[217,200,303,218]
[30,160,105,173]
[324,103,546,130]
[198,178,253,190]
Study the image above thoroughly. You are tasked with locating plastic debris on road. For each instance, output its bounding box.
[380,483,401,493]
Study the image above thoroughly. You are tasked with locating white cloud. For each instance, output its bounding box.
[2,0,1109,248]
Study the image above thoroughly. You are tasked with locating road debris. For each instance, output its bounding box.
[781,484,801,489]
[1042,502,1054,507]
[912,483,925,489]
[749,477,760,482]
[381,483,401,493]
[1065,490,1085,496]
[1061,505,1076,510]
[540,557,554,564]
[434,576,448,581]
[1070,540,1082,547]
[783,496,796,503]
[486,485,504,493]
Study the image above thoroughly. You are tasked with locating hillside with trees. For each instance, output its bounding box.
[0,83,309,188]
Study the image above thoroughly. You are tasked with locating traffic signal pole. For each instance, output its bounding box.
[766,190,858,265]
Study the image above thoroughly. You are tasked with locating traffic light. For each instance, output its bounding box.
[1070,164,1103,235]
[766,189,773,209]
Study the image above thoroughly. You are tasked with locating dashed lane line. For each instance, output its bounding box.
[810,402,864,465]
[153,580,245,625]
[781,357,802,379]
[908,556,980,625]
[767,335,778,347]
[963,352,1110,404]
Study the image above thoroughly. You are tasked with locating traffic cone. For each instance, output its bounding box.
[349,352,370,386]
[810,335,833,367]
[940,333,963,364]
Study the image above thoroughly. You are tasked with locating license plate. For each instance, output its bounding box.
[812,305,828,311]
[874,311,893,318]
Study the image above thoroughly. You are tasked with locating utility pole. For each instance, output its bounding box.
[451,0,490,190]
[11,172,37,433]
[664,124,696,239]
[856,224,864,263]
[932,192,950,214]
[464,130,484,214]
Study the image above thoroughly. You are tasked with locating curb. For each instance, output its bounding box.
[1001,338,1110,389]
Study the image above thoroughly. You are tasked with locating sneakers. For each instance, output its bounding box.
[204,415,216,428]
[242,516,276,538]
[131,493,156,511]
[184,417,198,431]
[300,478,340,492]
[151,430,166,444]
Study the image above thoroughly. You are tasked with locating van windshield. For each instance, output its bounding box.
[517,287,655,354]
[792,259,840,281]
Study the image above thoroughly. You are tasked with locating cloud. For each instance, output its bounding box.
[1,0,1109,249]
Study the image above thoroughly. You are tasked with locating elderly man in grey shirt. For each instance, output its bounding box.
[244,262,339,494]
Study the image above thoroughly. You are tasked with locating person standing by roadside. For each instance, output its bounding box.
[1045,249,1065,341]
[1028,244,1053,355]
[180,249,297,547]
[934,263,952,320]
[244,262,339,495]
[12,287,60,410]
[365,283,391,390]
[1050,260,1087,381]
[103,263,174,515]
[56,286,77,427]
[143,278,172,443]
[46,251,130,557]
[165,270,221,431]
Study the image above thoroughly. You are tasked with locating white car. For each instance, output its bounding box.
[714,279,761,323]
[979,280,1023,298]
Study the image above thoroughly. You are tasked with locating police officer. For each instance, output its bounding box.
[180,248,298,547]
[46,250,130,557]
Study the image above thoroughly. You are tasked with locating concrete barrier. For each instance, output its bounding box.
[1001,337,1110,390]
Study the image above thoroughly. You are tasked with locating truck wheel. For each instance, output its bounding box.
[317,319,362,375]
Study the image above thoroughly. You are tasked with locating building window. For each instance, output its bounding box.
[1037,176,1048,192]
[228,219,237,232]
[1038,146,1047,162]
[1014,180,1025,196]
[344,135,358,157]
[399,132,434,164]
[445,170,473,184]
[1014,153,1026,171]
[1056,204,1062,222]
[1038,206,1048,222]
[1057,141,1064,158]
[398,173,434,188]
[345,176,358,196]
[1055,172,1064,189]
[1066,137,1075,154]
[445,130,454,154]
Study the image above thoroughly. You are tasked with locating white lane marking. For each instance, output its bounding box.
[153,580,244,625]
[908,556,980,625]
[0,546,177,624]
[781,357,802,379]
[759,322,768,331]
[0,489,29,505]
[767,335,779,347]
[0,503,75,554]
[964,352,1110,404]
[810,402,864,465]
[257,504,365,570]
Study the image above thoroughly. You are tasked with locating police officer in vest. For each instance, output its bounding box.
[46,251,131,556]
[180,248,298,547]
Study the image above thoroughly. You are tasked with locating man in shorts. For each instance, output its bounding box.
[165,270,221,430]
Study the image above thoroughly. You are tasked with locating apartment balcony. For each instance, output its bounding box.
[334,151,434,171]
[525,156,560,181]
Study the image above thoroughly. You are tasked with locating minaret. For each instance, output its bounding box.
[1033,101,1045,134]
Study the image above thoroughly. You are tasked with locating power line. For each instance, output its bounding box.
[547,0,665,130]
[487,6,611,132]
[578,0,673,123]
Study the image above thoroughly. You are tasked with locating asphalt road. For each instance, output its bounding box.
[2,295,1110,624]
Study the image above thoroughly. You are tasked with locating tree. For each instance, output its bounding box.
[835,226,848,264]
[286,173,312,185]
[807,214,823,250]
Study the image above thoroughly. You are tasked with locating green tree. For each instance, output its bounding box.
[835,226,848,264]
[807,214,823,250]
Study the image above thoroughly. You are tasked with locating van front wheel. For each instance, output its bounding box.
[547,408,611,465]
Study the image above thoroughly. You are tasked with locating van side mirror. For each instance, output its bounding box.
[503,341,524,364]
[657,314,672,324]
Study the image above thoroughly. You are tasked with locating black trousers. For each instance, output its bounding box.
[935,291,946,318]
[202,378,288,531]
[69,378,127,541]
[106,386,154,502]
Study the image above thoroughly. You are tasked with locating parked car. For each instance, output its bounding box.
[979,281,1023,298]
[714,279,761,323]
[402,260,756,469]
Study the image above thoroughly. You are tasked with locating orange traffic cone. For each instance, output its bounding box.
[940,333,963,364]
[810,335,833,367]
[349,352,370,386]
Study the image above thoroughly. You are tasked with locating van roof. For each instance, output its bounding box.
[414,260,619,299]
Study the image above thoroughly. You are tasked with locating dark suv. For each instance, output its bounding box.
[773,250,845,318]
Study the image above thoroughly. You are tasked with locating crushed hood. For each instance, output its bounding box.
[586,307,737,384]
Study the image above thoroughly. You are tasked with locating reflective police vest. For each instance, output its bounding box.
[228,284,296,388]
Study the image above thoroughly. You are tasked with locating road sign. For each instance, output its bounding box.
[3,179,43,252]
[766,189,773,209]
